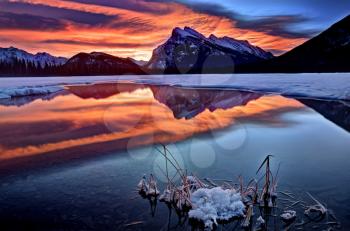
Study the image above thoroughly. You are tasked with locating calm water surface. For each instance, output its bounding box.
[0,83,349,230]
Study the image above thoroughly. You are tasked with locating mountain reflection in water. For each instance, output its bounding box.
[68,83,263,119]
[0,83,309,173]
[298,98,350,132]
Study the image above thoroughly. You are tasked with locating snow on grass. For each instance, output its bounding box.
[188,187,245,229]
[0,73,349,100]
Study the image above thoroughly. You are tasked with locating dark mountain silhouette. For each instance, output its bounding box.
[298,98,350,132]
[242,15,350,73]
[62,52,144,75]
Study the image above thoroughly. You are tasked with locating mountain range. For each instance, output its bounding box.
[0,47,67,68]
[0,14,349,76]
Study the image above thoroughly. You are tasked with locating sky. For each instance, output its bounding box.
[0,0,349,60]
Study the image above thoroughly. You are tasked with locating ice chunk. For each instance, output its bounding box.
[189,187,245,229]
[280,210,297,222]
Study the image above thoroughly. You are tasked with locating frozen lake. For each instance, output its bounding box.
[0,81,349,230]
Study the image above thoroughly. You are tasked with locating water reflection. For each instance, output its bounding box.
[150,86,262,119]
[0,83,304,174]
[298,98,350,132]
[0,83,350,231]
[67,82,147,99]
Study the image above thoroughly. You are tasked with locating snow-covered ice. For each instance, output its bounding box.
[0,76,122,98]
[0,73,349,100]
[188,187,245,229]
[280,210,297,222]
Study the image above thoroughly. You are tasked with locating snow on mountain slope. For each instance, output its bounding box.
[0,47,67,67]
[146,27,273,72]
[208,34,273,60]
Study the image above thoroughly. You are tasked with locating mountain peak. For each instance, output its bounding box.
[172,27,206,40]
[183,26,206,39]
[147,26,273,73]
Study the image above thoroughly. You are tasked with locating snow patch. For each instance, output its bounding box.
[189,187,245,229]
[280,210,297,222]
[0,85,63,99]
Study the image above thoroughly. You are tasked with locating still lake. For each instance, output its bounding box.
[0,82,349,230]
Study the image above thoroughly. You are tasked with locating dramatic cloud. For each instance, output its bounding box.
[61,0,174,15]
[234,15,317,39]
[42,39,160,49]
[0,1,116,27]
[0,0,348,59]
[148,1,316,38]
[0,11,66,31]
[110,17,157,33]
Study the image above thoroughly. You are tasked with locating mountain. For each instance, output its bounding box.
[0,47,67,67]
[249,15,350,73]
[0,48,144,76]
[63,52,145,75]
[145,27,273,74]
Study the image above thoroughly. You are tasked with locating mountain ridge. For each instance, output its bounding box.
[62,52,145,75]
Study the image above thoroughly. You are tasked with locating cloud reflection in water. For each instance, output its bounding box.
[0,83,304,172]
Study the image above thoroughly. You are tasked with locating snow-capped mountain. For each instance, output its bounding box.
[63,52,144,75]
[146,27,273,74]
[0,47,67,67]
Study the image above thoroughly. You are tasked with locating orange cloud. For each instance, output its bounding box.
[0,0,307,60]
